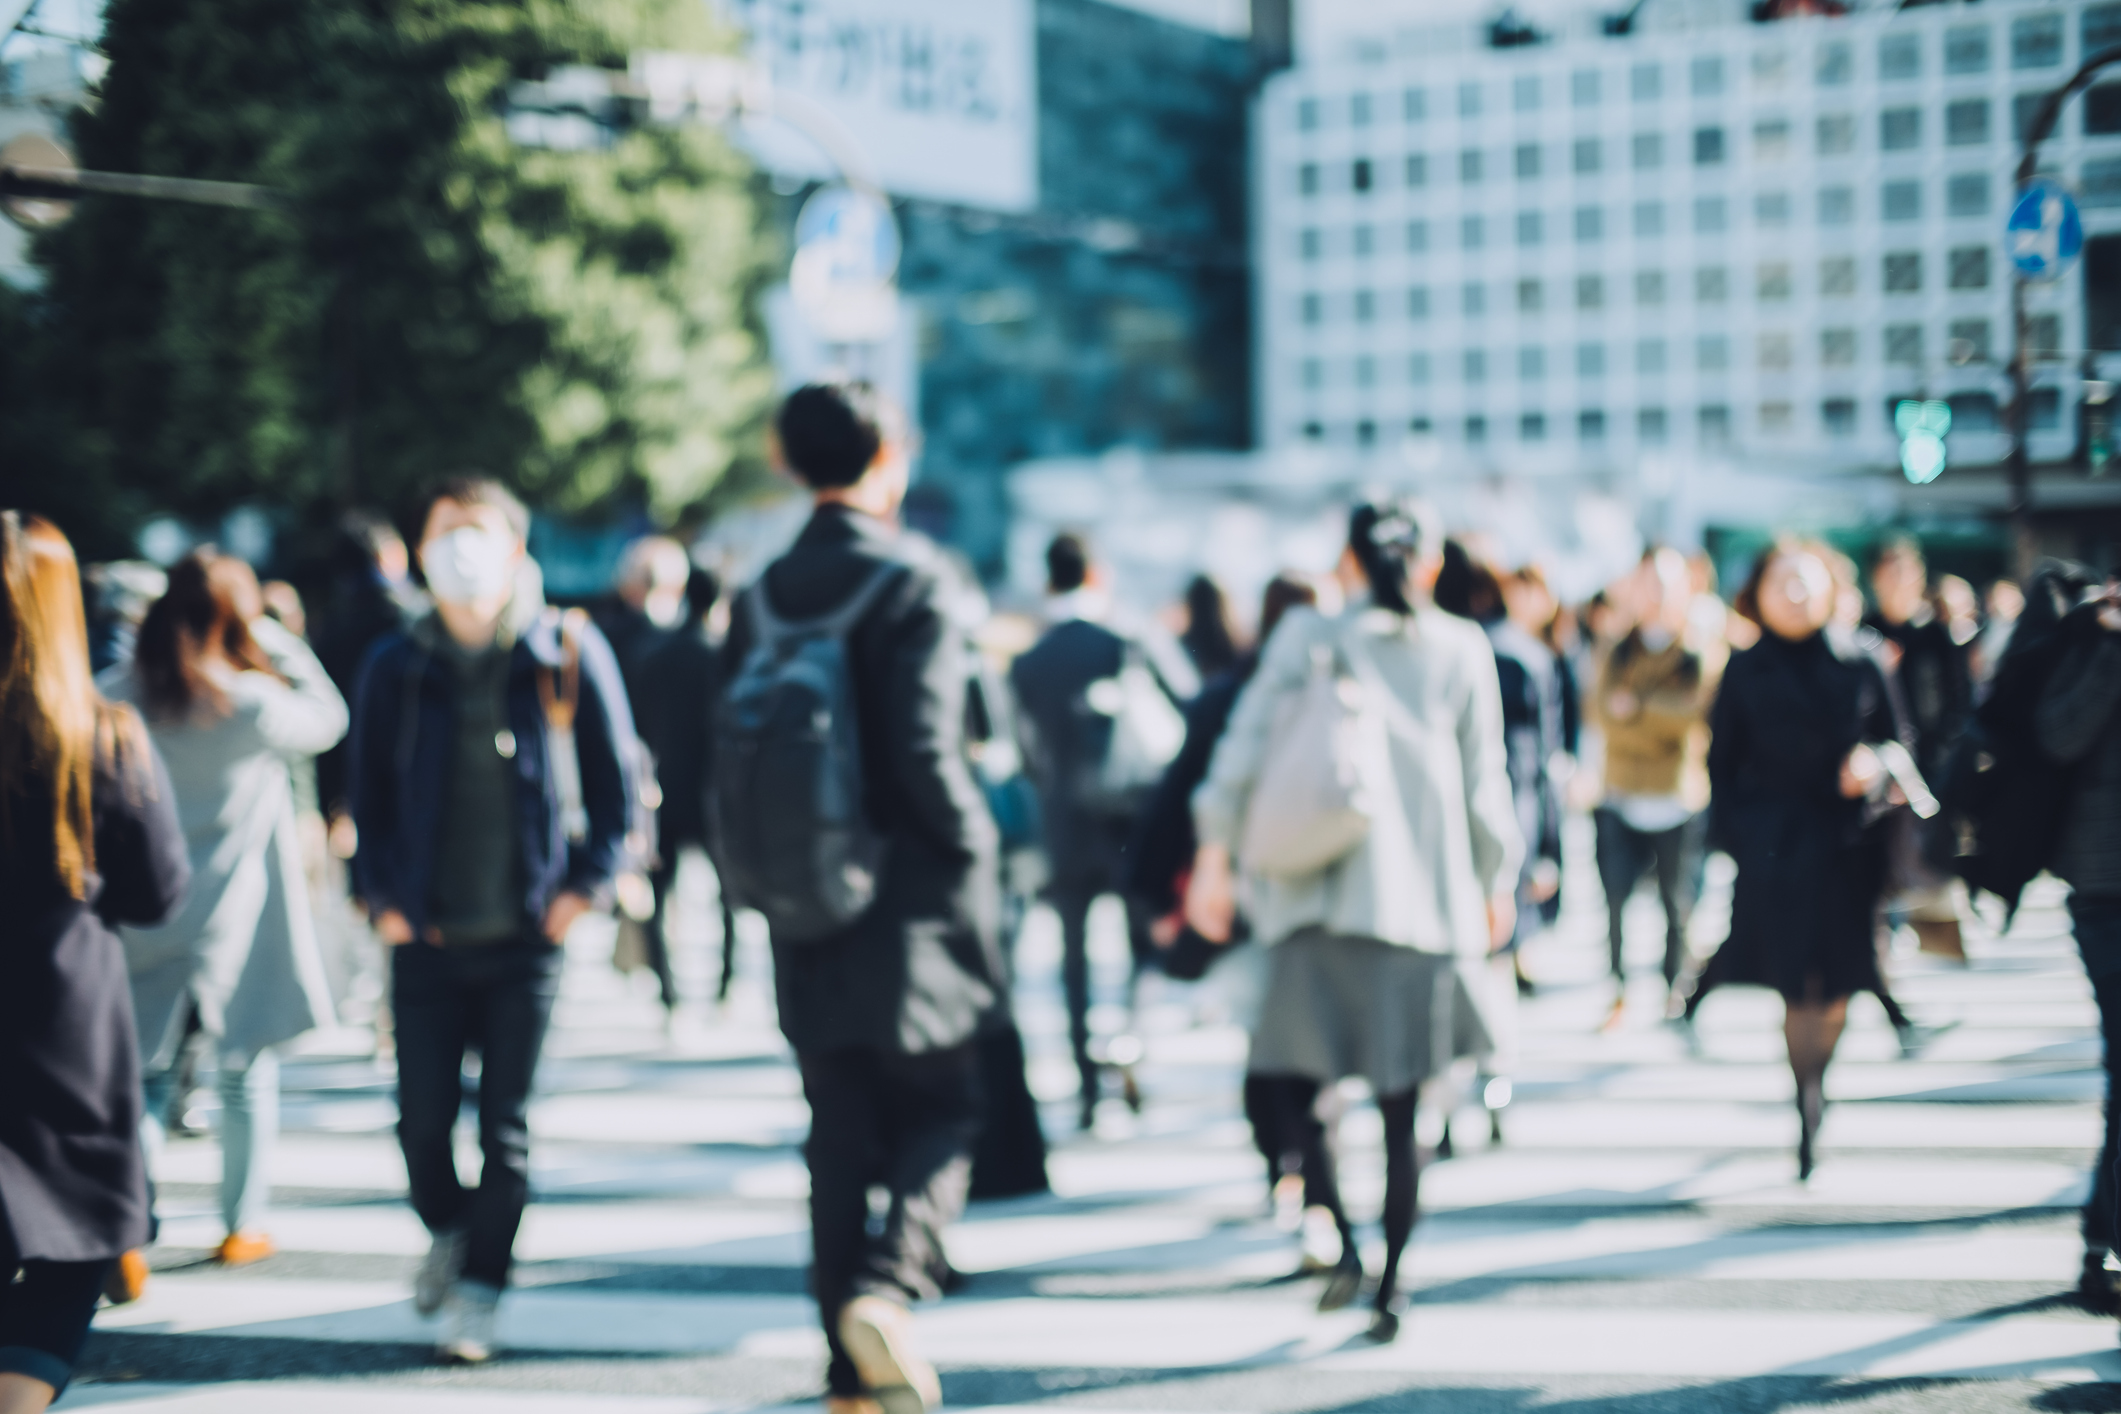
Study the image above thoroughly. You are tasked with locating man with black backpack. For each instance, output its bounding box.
[1011,534,1196,1130]
[714,383,1001,1414]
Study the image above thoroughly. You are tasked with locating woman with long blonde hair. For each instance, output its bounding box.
[0,513,187,1414]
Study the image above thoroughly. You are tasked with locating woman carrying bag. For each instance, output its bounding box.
[103,549,347,1267]
[1184,501,1522,1344]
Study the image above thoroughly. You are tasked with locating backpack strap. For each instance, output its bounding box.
[536,607,589,733]
[747,562,909,646]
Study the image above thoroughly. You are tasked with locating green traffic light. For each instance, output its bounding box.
[1896,399,1951,485]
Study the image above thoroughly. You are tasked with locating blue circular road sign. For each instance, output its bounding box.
[2007,179,2085,281]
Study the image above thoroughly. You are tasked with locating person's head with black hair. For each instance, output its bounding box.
[774,381,910,520]
[1343,498,1445,615]
[682,564,721,626]
[1046,532,1093,595]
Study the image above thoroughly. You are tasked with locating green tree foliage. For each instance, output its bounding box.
[19,0,778,547]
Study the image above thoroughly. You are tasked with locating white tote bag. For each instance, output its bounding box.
[1238,638,1384,878]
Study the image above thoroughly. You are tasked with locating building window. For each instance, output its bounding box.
[1698,335,1730,370]
[1885,324,1923,365]
[1632,132,1663,169]
[1302,421,1324,441]
[1881,107,1921,150]
[1464,282,1487,315]
[1405,87,1427,122]
[1517,279,1543,313]
[1691,55,1725,96]
[1694,127,1727,164]
[1410,352,1433,383]
[1948,246,1989,288]
[1817,113,1855,155]
[1574,206,1604,242]
[1407,220,1430,252]
[1574,138,1602,174]
[1754,48,1790,89]
[1758,262,1793,301]
[1301,292,1323,324]
[1460,149,1483,184]
[1466,414,1489,443]
[2030,313,2063,359]
[1464,349,1488,382]
[1823,399,1857,436]
[1635,270,1666,306]
[1633,201,1665,237]
[1355,419,1376,445]
[1696,266,1729,303]
[2014,14,2063,69]
[1351,92,1373,127]
[1577,274,1605,309]
[1637,339,1668,375]
[1520,346,1547,380]
[1755,119,1792,160]
[1700,405,1732,445]
[1759,331,1793,369]
[1515,143,1542,179]
[1821,257,1857,296]
[2015,93,2050,141]
[1354,290,1376,323]
[1517,211,1544,246]
[2089,5,2121,53]
[1761,401,1795,434]
[1756,191,1792,227]
[1884,251,1922,292]
[1639,407,1670,444]
[1299,163,1320,196]
[1352,158,1374,192]
[1409,286,1432,319]
[1513,74,1541,112]
[1579,409,1607,441]
[1949,319,1991,362]
[1353,225,1375,257]
[1693,197,1728,232]
[1883,180,1921,222]
[1947,99,1991,146]
[1879,34,1920,81]
[1356,356,1376,387]
[1578,342,1606,376]
[1819,186,1854,225]
[1948,174,1991,217]
[1573,69,1601,106]
[1301,358,1323,390]
[1949,392,2001,431]
[1946,26,1991,75]
[2086,157,2121,208]
[1521,412,1547,441]
[1821,328,1857,365]
[2088,84,2121,135]
[1632,62,1661,101]
[1459,81,1483,117]
[1818,41,1852,87]
[1462,215,1485,250]
[1297,98,1320,131]
[1405,154,1429,188]
[2031,388,2063,430]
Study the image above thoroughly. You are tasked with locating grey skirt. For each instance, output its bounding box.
[1247,930,1492,1097]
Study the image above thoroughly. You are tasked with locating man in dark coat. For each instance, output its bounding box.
[719,383,1001,1414]
[1010,534,1195,1129]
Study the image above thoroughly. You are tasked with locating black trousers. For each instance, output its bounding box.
[798,1043,981,1399]
[392,937,562,1289]
[2073,897,2121,1253]
[1593,808,1702,985]
[1049,885,1155,1097]
[0,1258,106,1396]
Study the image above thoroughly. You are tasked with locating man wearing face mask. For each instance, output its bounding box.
[348,476,640,1365]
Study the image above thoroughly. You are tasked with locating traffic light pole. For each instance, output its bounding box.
[2008,44,2121,575]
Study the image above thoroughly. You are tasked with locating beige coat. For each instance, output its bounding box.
[1593,630,1719,811]
[1193,603,1522,958]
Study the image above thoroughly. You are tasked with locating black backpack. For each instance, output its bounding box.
[710,564,905,944]
[1938,561,2101,923]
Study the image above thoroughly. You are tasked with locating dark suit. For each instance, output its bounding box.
[635,620,726,1006]
[720,503,999,1399]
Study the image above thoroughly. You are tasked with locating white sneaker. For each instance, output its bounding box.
[413,1229,465,1318]
[440,1280,500,1364]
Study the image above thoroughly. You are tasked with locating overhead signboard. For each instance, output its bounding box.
[720,0,1038,213]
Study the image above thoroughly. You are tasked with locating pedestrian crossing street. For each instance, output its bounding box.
[71,838,2121,1412]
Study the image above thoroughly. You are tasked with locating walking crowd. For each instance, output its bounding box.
[9,379,2121,1412]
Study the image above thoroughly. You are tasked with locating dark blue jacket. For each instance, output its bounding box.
[349,607,637,940]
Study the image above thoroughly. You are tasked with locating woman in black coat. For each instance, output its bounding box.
[1,513,188,1411]
[1679,538,1909,1180]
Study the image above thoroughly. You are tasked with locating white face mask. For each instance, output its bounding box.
[422,527,517,605]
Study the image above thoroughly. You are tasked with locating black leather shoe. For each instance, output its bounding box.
[2081,1248,2121,1314]
[1317,1252,1364,1312]
[1367,1306,1402,1343]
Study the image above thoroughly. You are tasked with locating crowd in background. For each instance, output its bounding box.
[17,372,2121,1412]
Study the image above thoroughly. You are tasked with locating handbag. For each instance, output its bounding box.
[1238,635,1382,878]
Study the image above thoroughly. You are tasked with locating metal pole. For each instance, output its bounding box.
[0,164,288,212]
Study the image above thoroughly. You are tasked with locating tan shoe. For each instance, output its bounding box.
[215,1231,276,1266]
[837,1295,940,1414]
[824,1400,883,1414]
[103,1249,150,1304]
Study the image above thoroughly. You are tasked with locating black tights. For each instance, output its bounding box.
[1254,1075,1421,1309]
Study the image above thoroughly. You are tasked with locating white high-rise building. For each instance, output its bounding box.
[1254,0,2121,544]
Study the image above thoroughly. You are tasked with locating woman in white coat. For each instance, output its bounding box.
[1186,500,1521,1343]
[103,549,347,1266]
